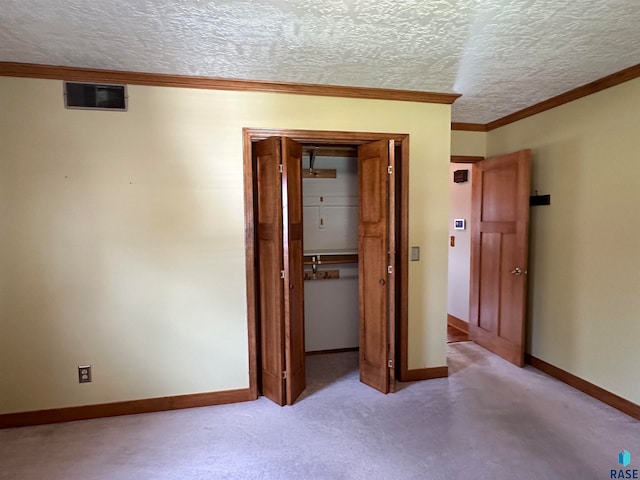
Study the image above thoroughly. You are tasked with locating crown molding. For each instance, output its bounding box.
[4,61,638,129]
[486,62,640,131]
[451,63,640,132]
[0,62,461,105]
[451,122,488,132]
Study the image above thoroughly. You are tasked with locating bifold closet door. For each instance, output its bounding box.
[254,136,305,406]
[281,137,305,405]
[358,139,396,393]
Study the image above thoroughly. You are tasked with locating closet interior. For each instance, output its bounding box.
[301,146,359,355]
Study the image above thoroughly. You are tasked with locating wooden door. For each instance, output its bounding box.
[469,150,531,366]
[254,137,285,405]
[254,136,305,405]
[281,137,305,405]
[358,139,395,393]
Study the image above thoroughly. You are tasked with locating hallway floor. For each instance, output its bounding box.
[1,343,638,479]
[447,324,469,343]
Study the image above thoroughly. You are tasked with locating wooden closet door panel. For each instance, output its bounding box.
[282,137,305,405]
[358,139,391,393]
[386,140,396,391]
[254,137,285,405]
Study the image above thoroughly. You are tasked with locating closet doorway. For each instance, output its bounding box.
[243,128,409,406]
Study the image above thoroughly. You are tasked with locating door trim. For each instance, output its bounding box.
[243,127,411,395]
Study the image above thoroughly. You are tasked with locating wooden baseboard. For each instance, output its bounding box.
[525,354,640,421]
[400,366,449,382]
[0,388,255,429]
[447,314,469,333]
[306,347,359,356]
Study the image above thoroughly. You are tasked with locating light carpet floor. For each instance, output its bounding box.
[1,342,638,480]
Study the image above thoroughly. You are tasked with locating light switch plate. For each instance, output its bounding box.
[410,246,420,261]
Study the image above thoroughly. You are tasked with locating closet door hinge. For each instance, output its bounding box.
[280,270,285,279]
[282,371,287,379]
[279,164,283,173]
[387,265,393,274]
[388,359,393,368]
[387,165,393,175]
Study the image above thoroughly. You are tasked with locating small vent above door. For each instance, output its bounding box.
[64,82,127,111]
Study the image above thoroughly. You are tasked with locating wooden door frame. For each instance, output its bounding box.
[243,127,410,398]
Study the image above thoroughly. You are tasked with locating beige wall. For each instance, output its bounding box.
[447,164,473,323]
[0,77,451,414]
[487,77,640,405]
[447,130,485,323]
[451,130,486,157]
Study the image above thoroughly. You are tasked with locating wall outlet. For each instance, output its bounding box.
[78,365,92,383]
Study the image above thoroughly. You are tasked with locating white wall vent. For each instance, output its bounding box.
[64,82,128,111]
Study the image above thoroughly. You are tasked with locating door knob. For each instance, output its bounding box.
[379,279,386,286]
[511,267,523,276]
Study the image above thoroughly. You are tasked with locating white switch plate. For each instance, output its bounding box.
[410,246,420,261]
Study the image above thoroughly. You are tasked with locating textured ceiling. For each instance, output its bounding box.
[1,0,639,123]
